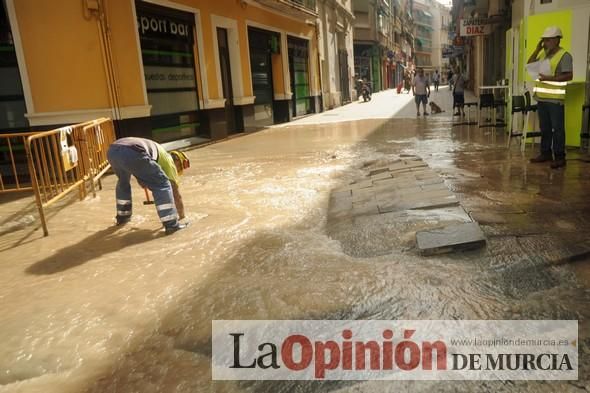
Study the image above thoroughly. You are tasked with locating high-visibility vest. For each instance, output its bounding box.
[533,48,568,101]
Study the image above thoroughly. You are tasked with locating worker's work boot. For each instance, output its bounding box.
[165,222,189,235]
[529,154,552,163]
[116,216,131,226]
[550,158,566,169]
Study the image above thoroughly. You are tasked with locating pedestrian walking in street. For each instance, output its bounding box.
[404,71,412,94]
[447,69,454,89]
[413,68,431,116]
[527,26,573,169]
[433,70,440,91]
[107,137,190,234]
[452,70,466,117]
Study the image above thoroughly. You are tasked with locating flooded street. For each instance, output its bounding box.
[0,88,589,392]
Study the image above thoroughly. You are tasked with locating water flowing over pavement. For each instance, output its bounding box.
[0,87,589,392]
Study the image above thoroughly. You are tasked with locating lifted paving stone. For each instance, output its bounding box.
[327,159,485,256]
[416,222,487,255]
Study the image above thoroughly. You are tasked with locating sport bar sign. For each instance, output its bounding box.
[460,18,492,36]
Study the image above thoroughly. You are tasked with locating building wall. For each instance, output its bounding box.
[5,0,321,142]
[505,0,590,146]
[318,0,354,108]
[13,0,114,114]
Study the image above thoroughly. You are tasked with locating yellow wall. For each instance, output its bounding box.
[172,0,316,99]
[15,0,317,115]
[524,10,572,83]
[271,53,285,95]
[15,0,110,112]
[107,1,147,108]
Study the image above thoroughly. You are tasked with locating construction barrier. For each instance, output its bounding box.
[24,118,116,236]
[80,118,116,197]
[0,132,38,193]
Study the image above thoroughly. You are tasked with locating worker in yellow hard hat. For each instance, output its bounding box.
[527,26,573,169]
[107,137,190,234]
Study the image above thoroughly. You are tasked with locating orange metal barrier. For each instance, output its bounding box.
[80,118,116,197]
[0,132,38,193]
[24,118,115,236]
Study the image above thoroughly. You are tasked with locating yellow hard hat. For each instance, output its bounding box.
[170,150,190,174]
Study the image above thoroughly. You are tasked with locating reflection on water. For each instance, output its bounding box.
[0,117,588,392]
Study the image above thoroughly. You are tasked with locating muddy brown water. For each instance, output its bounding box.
[0,115,588,392]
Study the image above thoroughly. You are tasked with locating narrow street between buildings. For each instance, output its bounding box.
[1,86,589,392]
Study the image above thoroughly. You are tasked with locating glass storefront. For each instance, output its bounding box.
[135,1,203,143]
[248,27,275,127]
[0,0,27,132]
[288,37,311,117]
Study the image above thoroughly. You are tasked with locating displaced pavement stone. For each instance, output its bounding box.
[349,179,373,190]
[416,222,486,255]
[370,172,393,181]
[329,157,483,256]
[331,189,352,199]
[368,167,391,176]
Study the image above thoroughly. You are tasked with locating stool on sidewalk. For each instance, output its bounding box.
[521,91,541,152]
[494,99,507,128]
[478,93,496,128]
[507,95,526,148]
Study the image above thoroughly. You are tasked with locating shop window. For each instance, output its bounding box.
[135,1,202,142]
[248,27,276,126]
[0,0,28,131]
[288,37,311,117]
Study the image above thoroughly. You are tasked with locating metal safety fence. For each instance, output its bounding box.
[16,118,116,236]
[0,132,38,193]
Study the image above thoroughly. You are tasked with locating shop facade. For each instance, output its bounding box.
[1,0,320,144]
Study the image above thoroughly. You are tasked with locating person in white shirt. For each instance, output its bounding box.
[452,70,466,117]
[433,70,440,91]
[412,68,431,116]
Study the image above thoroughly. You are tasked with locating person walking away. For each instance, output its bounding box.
[107,137,190,234]
[413,68,431,116]
[452,71,466,116]
[433,70,440,92]
[527,26,573,169]
[447,69,454,89]
[404,71,412,94]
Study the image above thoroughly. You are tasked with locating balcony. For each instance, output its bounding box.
[253,0,318,18]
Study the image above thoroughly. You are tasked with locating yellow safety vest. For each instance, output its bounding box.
[533,48,568,101]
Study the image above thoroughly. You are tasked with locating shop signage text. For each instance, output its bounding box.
[460,18,492,36]
[138,15,192,40]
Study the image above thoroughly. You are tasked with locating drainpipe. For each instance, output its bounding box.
[84,0,122,126]
[314,12,324,113]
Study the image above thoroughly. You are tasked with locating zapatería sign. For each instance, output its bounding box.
[212,320,578,380]
[460,18,492,36]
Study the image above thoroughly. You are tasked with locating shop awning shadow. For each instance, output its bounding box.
[26,226,160,275]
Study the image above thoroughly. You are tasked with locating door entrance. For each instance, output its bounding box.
[288,37,311,117]
[217,27,237,134]
[135,1,202,143]
[0,0,28,131]
[338,49,350,104]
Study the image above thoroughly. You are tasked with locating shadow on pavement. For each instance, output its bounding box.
[26,226,160,275]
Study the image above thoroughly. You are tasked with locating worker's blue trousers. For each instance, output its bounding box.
[107,144,179,229]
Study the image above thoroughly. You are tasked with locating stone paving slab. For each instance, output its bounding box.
[327,158,485,256]
[370,172,393,181]
[416,222,486,255]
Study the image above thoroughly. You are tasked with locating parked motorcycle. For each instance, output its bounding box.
[360,82,372,102]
